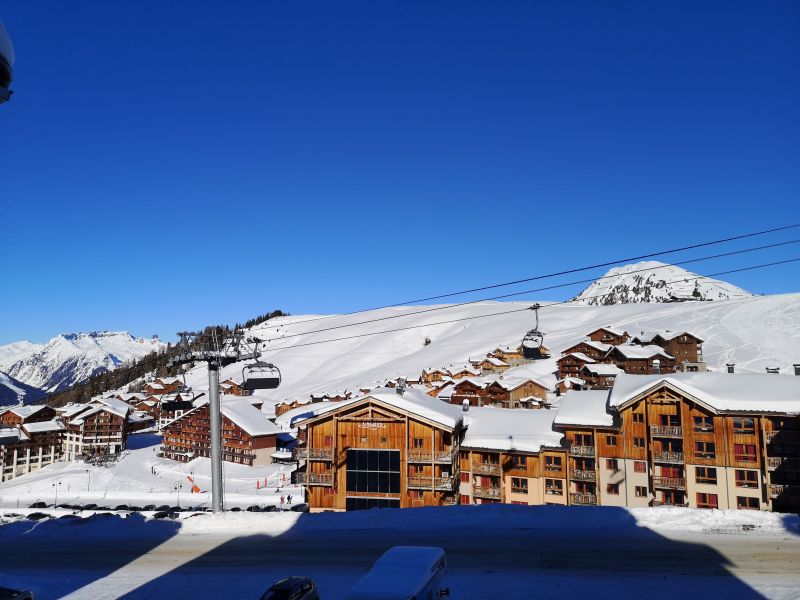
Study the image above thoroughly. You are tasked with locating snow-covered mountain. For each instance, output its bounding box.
[572,261,754,305]
[0,371,46,407]
[0,332,165,395]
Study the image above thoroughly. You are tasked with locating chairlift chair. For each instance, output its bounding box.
[242,361,282,390]
[522,303,545,360]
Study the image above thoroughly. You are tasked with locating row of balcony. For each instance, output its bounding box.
[765,430,800,443]
[570,493,597,505]
[295,472,334,486]
[293,447,334,461]
[767,457,800,470]
[653,476,687,490]
[408,448,454,464]
[473,485,502,499]
[471,462,502,476]
[570,469,596,481]
[407,475,456,491]
[769,484,800,498]
[569,445,595,457]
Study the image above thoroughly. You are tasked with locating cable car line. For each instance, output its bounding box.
[249,238,800,343]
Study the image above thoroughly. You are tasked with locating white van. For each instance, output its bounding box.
[345,546,449,600]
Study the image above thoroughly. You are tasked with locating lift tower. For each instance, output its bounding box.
[166,331,259,513]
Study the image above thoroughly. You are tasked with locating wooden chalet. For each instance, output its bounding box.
[631,330,706,372]
[556,352,596,379]
[605,345,676,375]
[579,363,622,390]
[475,357,510,373]
[293,388,465,511]
[161,398,282,466]
[220,378,251,396]
[561,340,612,361]
[62,397,132,461]
[488,344,527,367]
[586,326,629,346]
[275,398,313,417]
[483,377,551,409]
[449,378,488,407]
[0,405,56,427]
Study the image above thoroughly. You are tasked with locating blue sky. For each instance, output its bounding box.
[1,1,798,344]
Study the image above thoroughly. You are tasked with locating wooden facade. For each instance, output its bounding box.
[0,405,56,427]
[295,395,462,511]
[557,353,596,379]
[586,327,629,346]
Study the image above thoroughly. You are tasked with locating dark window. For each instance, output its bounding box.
[693,416,714,433]
[634,461,647,473]
[606,459,618,470]
[545,455,562,468]
[735,469,759,488]
[696,493,718,509]
[635,486,647,498]
[512,455,527,468]
[733,417,756,435]
[606,483,620,495]
[634,437,645,448]
[545,479,563,495]
[633,413,645,424]
[606,435,617,446]
[736,496,759,510]
[345,497,400,511]
[511,477,528,494]
[696,467,717,485]
[695,441,715,459]
[346,449,401,494]
[734,444,757,463]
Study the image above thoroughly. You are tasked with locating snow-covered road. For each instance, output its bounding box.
[2,506,799,599]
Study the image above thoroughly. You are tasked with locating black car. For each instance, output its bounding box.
[259,577,319,600]
[0,587,34,599]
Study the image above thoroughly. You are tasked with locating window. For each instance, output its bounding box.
[737,496,759,510]
[511,455,527,469]
[734,444,757,463]
[696,467,717,485]
[460,471,470,482]
[323,435,334,446]
[411,464,424,474]
[633,412,645,424]
[634,437,645,449]
[511,477,528,494]
[545,455,562,470]
[635,486,648,498]
[660,414,680,427]
[380,437,387,445]
[545,479,563,495]
[575,433,593,446]
[345,449,400,494]
[606,435,617,446]
[696,493,718,509]
[693,416,714,433]
[634,461,647,473]
[606,459,619,470]
[360,436,367,444]
[694,441,715,459]
[735,469,759,488]
[606,483,620,495]
[413,437,424,449]
[733,417,756,435]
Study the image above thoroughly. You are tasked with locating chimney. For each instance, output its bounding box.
[766,366,780,375]
[462,399,470,412]
[794,364,800,376]
[726,363,735,374]
[396,377,407,395]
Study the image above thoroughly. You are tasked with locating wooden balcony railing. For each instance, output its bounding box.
[650,425,683,438]
[653,451,684,464]
[569,445,595,457]
[653,476,687,490]
[473,485,502,499]
[570,469,596,481]
[295,471,334,486]
[471,462,501,476]
[651,500,688,508]
[441,496,457,506]
[766,430,800,443]
[570,493,597,505]
[408,448,454,464]
[293,447,334,461]
[407,475,455,491]
[767,456,783,469]
[769,484,787,498]
[544,464,564,473]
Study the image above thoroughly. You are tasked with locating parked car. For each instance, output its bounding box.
[345,546,449,600]
[259,577,319,600]
[0,586,34,599]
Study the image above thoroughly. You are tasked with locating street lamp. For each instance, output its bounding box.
[174,481,183,508]
[86,469,91,492]
[52,478,62,508]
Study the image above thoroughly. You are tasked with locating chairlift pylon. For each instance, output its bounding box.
[522,303,545,360]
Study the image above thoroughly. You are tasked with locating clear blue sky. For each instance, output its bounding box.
[1,1,798,344]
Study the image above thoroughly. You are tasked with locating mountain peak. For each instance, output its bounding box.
[572,262,754,305]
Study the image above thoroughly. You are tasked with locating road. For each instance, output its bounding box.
[2,512,799,599]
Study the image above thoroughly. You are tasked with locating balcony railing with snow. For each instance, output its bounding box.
[653,476,686,490]
[650,425,683,438]
[766,430,800,443]
[653,451,684,464]
[570,469,596,481]
[407,475,455,491]
[570,493,597,505]
[295,471,334,486]
[471,462,501,476]
[651,500,688,508]
[293,447,334,461]
[473,485,502,499]
[569,445,595,457]
[407,448,454,464]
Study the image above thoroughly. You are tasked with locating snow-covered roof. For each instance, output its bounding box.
[556,377,586,386]
[57,403,92,418]
[293,388,465,430]
[95,396,133,417]
[3,405,48,419]
[610,344,673,360]
[462,406,563,453]
[347,546,448,600]
[185,398,281,437]
[581,363,622,376]
[632,330,704,344]
[156,377,182,386]
[587,326,627,337]
[128,411,153,423]
[609,372,800,414]
[482,357,509,367]
[558,352,596,364]
[0,427,25,443]
[488,375,551,392]
[554,390,614,427]
[21,420,64,434]
[572,340,613,353]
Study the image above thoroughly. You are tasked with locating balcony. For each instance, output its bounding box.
[544,464,564,473]
[473,485,502,500]
[569,445,595,457]
[651,500,688,508]
[766,430,800,443]
[653,451,684,464]
[767,456,783,469]
[408,475,456,491]
[650,425,683,438]
[472,462,501,476]
[295,471,333,486]
[408,448,454,464]
[570,469,596,481]
[570,493,597,505]
[441,496,457,506]
[293,447,334,461]
[654,476,687,490]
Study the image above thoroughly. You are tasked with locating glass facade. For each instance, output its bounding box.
[346,449,401,494]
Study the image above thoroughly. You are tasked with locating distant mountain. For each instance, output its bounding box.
[0,332,165,394]
[0,371,46,406]
[572,261,754,306]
